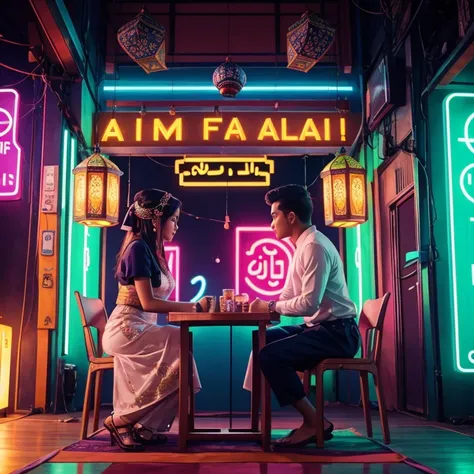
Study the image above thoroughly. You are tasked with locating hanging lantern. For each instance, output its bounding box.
[287,11,335,73]
[212,57,247,98]
[72,152,123,227]
[117,8,167,74]
[320,149,367,228]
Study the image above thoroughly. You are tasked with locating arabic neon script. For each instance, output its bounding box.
[244,238,293,296]
[175,156,275,187]
[0,89,22,200]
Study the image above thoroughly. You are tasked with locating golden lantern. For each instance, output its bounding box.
[320,149,367,228]
[72,152,123,227]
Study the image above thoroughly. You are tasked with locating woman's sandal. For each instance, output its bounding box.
[104,416,144,452]
[133,424,168,446]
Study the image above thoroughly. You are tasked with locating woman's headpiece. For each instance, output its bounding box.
[121,192,172,231]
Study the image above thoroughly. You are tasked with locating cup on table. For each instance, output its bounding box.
[222,289,235,312]
[234,293,249,313]
[205,296,216,312]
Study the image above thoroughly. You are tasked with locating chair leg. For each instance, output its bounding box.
[359,371,373,438]
[250,331,261,432]
[373,370,390,444]
[189,332,195,430]
[92,369,103,433]
[80,365,93,440]
[315,367,325,448]
[303,370,311,397]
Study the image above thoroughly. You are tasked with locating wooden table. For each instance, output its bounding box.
[168,312,279,452]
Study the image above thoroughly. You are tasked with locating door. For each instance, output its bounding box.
[391,189,425,415]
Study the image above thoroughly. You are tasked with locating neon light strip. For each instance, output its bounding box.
[166,245,180,301]
[103,85,354,93]
[63,131,71,355]
[83,226,89,297]
[356,224,363,315]
[445,93,474,372]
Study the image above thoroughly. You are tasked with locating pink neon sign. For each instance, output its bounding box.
[164,245,180,301]
[235,226,294,301]
[0,89,22,201]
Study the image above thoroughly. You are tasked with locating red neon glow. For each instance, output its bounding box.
[235,226,294,301]
[0,89,22,201]
[164,245,180,301]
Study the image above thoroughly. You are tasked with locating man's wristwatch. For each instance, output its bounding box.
[268,300,276,313]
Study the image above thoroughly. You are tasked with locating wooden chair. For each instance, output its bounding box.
[303,293,391,448]
[75,291,114,440]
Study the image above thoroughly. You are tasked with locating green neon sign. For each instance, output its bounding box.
[444,93,474,373]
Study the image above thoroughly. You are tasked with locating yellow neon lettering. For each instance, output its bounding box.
[136,118,142,142]
[257,118,280,141]
[340,118,346,141]
[299,119,321,141]
[101,118,124,142]
[224,117,247,141]
[153,118,182,141]
[203,118,223,140]
[281,118,298,141]
[324,118,330,141]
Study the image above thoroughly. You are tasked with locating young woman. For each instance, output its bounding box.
[102,188,210,451]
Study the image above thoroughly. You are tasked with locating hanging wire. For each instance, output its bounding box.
[302,155,308,189]
[146,156,174,168]
[127,156,131,207]
[0,36,30,47]
[2,60,44,88]
[0,62,44,77]
[144,156,226,225]
[351,0,384,15]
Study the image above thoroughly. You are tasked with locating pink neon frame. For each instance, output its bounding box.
[0,88,22,200]
[164,245,180,301]
[235,226,294,297]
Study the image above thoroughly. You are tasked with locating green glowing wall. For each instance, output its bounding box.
[56,83,102,409]
[428,90,474,418]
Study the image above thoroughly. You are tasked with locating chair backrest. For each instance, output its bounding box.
[359,292,391,364]
[74,291,108,361]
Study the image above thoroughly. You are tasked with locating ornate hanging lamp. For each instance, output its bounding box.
[117,8,167,74]
[287,10,335,73]
[72,151,123,227]
[320,148,367,228]
[212,57,247,98]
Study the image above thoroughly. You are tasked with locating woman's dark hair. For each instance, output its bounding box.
[265,184,313,223]
[115,188,181,277]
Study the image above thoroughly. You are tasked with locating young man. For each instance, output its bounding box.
[247,184,361,448]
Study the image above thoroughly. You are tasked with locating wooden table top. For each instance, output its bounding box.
[168,312,280,326]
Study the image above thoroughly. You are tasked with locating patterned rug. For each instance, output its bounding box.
[51,428,407,463]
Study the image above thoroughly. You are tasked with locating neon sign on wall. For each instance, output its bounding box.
[444,93,474,372]
[235,227,294,301]
[164,245,180,302]
[97,112,357,149]
[175,156,274,187]
[0,89,22,201]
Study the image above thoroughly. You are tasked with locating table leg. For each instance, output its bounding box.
[250,330,261,431]
[179,322,190,452]
[189,331,195,431]
[259,321,271,451]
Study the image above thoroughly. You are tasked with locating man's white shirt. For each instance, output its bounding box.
[275,225,357,326]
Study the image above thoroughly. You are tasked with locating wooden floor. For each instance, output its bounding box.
[1,405,473,474]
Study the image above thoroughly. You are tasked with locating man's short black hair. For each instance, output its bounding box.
[265,184,313,223]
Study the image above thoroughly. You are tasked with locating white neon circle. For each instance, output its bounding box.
[468,351,474,364]
[458,112,474,154]
[0,107,13,138]
[459,163,474,203]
